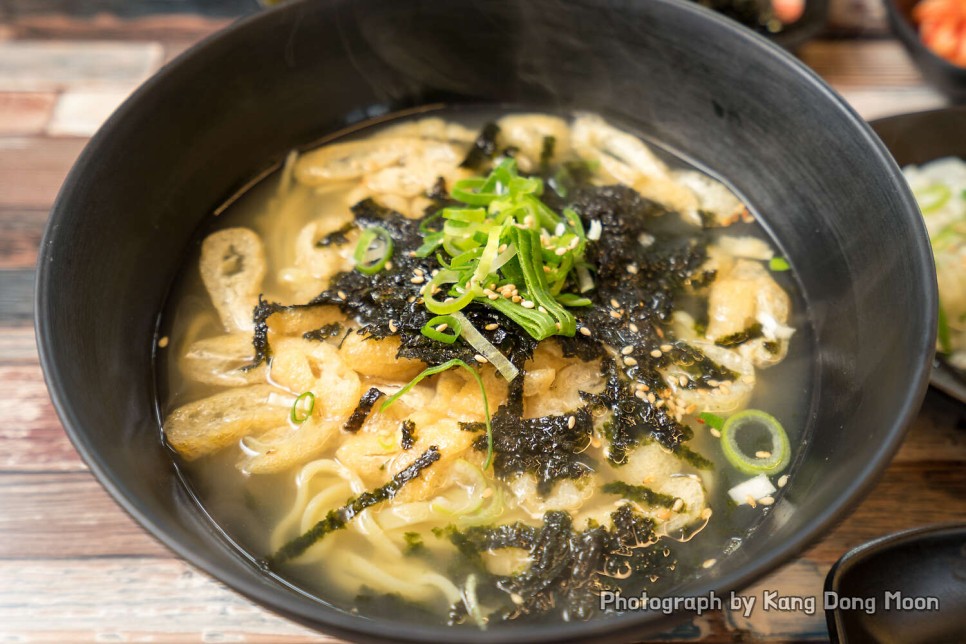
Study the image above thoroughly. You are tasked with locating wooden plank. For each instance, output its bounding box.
[0,558,323,642]
[0,364,85,472]
[47,87,135,137]
[0,472,167,559]
[7,13,235,42]
[0,268,35,325]
[0,326,39,364]
[0,208,48,268]
[0,93,56,136]
[800,40,926,88]
[0,41,163,92]
[837,86,949,121]
[0,136,86,209]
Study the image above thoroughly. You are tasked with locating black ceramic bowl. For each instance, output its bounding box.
[885,0,966,103]
[825,523,966,643]
[872,107,966,404]
[35,0,935,641]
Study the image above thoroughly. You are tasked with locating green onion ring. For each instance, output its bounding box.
[720,409,790,475]
[421,315,462,344]
[353,226,393,275]
[290,392,315,424]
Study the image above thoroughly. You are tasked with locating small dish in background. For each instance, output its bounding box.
[824,523,966,643]
[871,107,966,405]
[885,0,966,102]
[695,0,829,50]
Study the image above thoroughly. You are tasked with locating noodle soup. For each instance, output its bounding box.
[157,110,813,627]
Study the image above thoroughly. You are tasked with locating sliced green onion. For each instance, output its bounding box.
[381,359,493,469]
[414,231,443,258]
[353,226,393,275]
[768,257,791,272]
[290,392,315,424]
[450,311,518,381]
[555,293,593,307]
[938,299,953,355]
[422,270,479,315]
[720,409,790,475]
[914,183,952,214]
[421,315,462,344]
[698,411,725,430]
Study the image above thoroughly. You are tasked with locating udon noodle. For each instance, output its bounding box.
[158,111,807,627]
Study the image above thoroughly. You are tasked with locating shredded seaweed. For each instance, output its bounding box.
[539,135,555,171]
[265,446,441,566]
[315,221,355,248]
[343,387,385,433]
[581,359,693,465]
[464,406,594,496]
[715,322,763,347]
[302,322,342,342]
[601,481,678,509]
[442,504,674,623]
[403,531,426,555]
[400,420,417,450]
[460,122,500,170]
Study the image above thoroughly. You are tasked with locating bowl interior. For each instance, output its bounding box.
[36,0,935,640]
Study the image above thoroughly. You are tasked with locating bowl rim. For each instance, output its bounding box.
[34,0,936,640]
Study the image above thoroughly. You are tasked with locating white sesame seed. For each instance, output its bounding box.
[702,559,717,569]
[679,375,689,387]
[621,345,634,355]
[629,323,639,333]
[579,327,592,337]
[555,247,567,256]
[475,354,488,363]
[650,349,663,358]
[755,450,772,459]
[337,290,347,300]
[647,393,656,404]
[487,293,499,300]
[538,306,547,314]
[521,300,535,309]
[609,310,622,320]
[759,496,775,506]
[626,264,639,274]
[555,223,565,236]
[777,475,789,488]
[484,323,499,331]
[672,498,684,512]
[555,322,562,330]
[488,283,496,290]
[414,268,424,276]
[746,495,758,508]
[435,323,448,332]
[623,357,638,367]
[610,298,620,308]
[157,336,169,348]
[410,276,425,284]
[512,295,522,303]
[384,261,393,270]
[388,320,398,333]
[567,416,576,429]
[660,344,673,352]
[710,428,722,438]
[700,508,712,520]
[635,390,647,399]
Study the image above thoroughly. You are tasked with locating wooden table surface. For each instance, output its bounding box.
[1,9,965,643]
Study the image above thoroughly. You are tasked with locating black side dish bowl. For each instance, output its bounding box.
[825,523,966,643]
[35,0,935,641]
[885,0,966,102]
[871,107,966,404]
